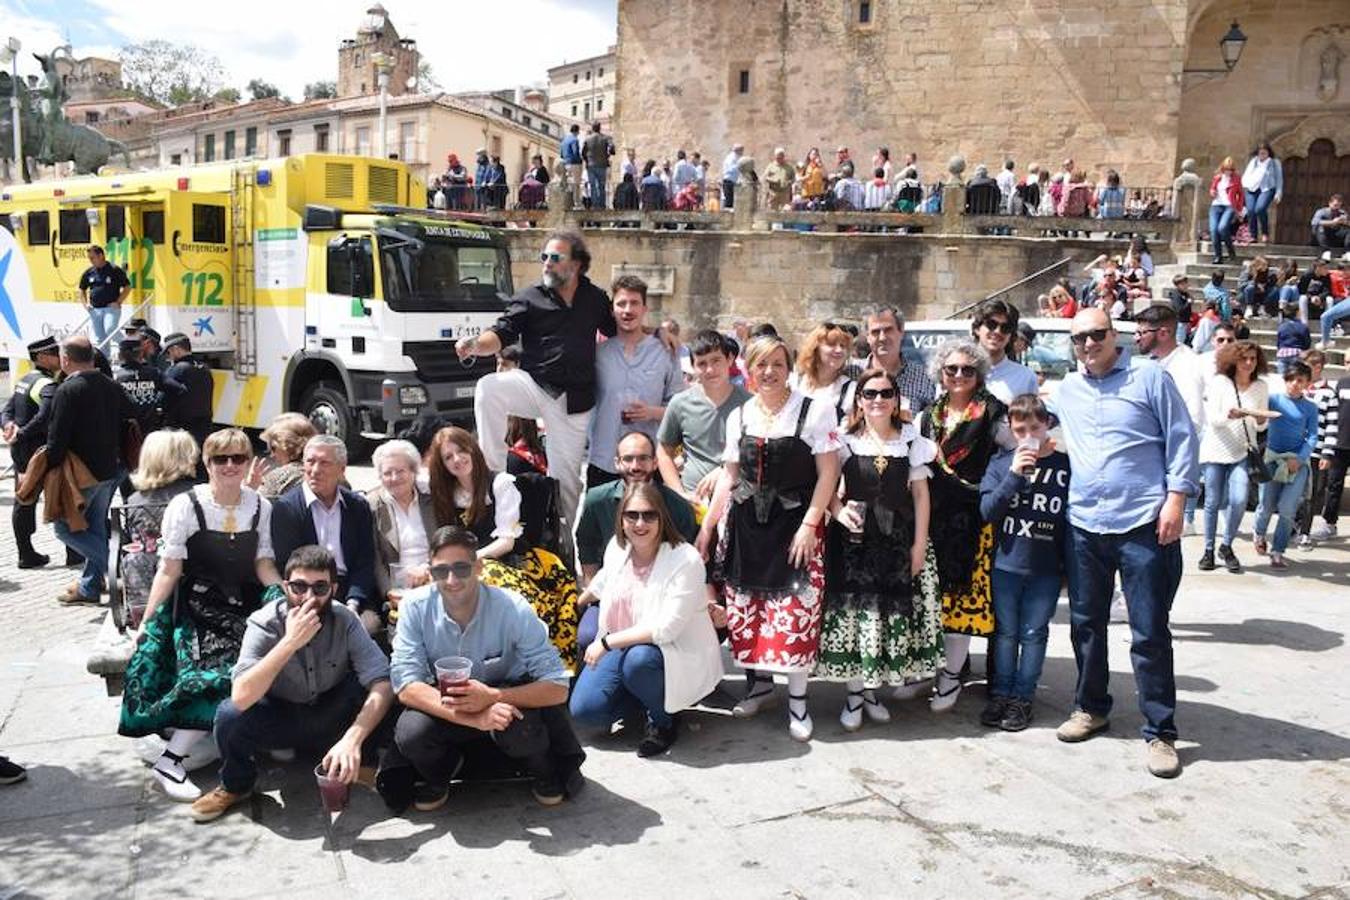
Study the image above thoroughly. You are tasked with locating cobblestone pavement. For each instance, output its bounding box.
[0,444,1346,899]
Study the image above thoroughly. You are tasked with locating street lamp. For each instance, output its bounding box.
[0,37,21,174]
[371,51,393,159]
[1183,21,1247,83]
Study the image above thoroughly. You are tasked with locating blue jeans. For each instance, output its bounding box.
[88,305,121,349]
[53,475,119,597]
[569,643,671,729]
[1240,282,1278,316]
[1320,297,1350,345]
[1069,524,1182,741]
[1202,460,1249,551]
[577,604,599,663]
[1208,203,1236,255]
[990,569,1062,700]
[587,166,608,210]
[1254,464,1311,553]
[1243,188,1276,239]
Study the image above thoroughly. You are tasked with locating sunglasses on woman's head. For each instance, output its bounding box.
[860,387,897,400]
[209,453,249,466]
[285,579,332,597]
[942,364,978,378]
[430,561,475,581]
[622,509,660,524]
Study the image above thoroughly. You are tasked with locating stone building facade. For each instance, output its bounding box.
[547,48,617,128]
[337,3,420,99]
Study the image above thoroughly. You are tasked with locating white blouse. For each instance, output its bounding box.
[722,390,842,464]
[159,484,274,561]
[1199,376,1269,465]
[789,373,855,422]
[454,472,525,540]
[837,424,938,482]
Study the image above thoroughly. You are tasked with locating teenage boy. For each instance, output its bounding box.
[1252,362,1321,568]
[657,330,751,504]
[978,394,1071,732]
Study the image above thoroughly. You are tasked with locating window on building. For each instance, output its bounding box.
[596,98,603,111]
[586,70,592,80]
[85,111,100,124]
[245,126,258,157]
[738,70,750,94]
[522,114,532,127]
[572,73,578,84]
[571,104,577,117]
[859,0,871,23]
[598,67,604,77]
[204,133,216,161]
[105,205,126,240]
[224,129,236,159]
[170,153,182,166]
[399,121,415,161]
[278,129,292,156]
[355,126,371,156]
[315,124,330,152]
[502,107,513,119]
[490,135,502,158]
[584,101,591,119]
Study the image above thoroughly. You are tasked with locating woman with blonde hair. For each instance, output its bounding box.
[1208,156,1245,264]
[119,428,282,802]
[424,426,580,669]
[248,412,317,499]
[791,321,855,422]
[121,430,201,629]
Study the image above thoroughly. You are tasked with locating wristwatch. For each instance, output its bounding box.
[600,635,612,651]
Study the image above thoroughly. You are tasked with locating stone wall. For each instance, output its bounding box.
[615,0,1188,188]
[501,228,1146,338]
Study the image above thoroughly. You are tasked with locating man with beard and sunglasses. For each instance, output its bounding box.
[191,545,394,822]
[971,299,1039,404]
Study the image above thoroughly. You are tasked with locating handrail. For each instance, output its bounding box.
[944,257,1072,320]
[86,293,155,357]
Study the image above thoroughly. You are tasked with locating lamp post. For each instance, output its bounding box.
[1,37,21,175]
[1182,21,1248,85]
[371,51,393,159]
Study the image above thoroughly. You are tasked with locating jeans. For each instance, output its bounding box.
[1254,464,1310,554]
[1202,460,1249,550]
[1240,282,1279,317]
[570,643,671,729]
[1320,297,1350,345]
[586,166,608,210]
[53,475,119,597]
[990,569,1062,700]
[722,179,736,210]
[88,305,121,349]
[1068,524,1182,741]
[577,604,599,662]
[392,703,582,788]
[214,674,392,794]
[1243,188,1276,239]
[1208,203,1236,256]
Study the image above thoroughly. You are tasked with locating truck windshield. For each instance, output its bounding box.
[379,238,511,313]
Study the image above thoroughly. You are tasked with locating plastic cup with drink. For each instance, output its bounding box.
[434,655,474,697]
[315,762,350,814]
[844,499,867,543]
[1017,436,1042,475]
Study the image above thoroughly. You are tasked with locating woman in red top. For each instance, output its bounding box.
[1208,156,1246,264]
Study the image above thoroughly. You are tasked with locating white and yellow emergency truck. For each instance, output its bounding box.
[0,154,510,454]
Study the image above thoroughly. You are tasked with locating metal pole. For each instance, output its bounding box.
[377,70,388,158]
[8,38,21,174]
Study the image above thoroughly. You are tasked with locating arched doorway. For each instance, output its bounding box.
[1277,139,1350,246]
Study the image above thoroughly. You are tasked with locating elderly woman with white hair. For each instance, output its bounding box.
[366,439,437,614]
[917,339,1013,713]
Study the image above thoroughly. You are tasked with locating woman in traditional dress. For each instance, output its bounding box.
[790,321,855,423]
[119,428,282,801]
[697,335,841,741]
[424,426,580,670]
[920,339,1011,712]
[817,369,943,731]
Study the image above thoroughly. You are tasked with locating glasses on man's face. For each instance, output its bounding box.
[1070,328,1111,346]
[860,387,897,400]
[980,318,1015,335]
[430,561,475,581]
[285,579,332,597]
[210,453,249,467]
[618,453,653,465]
[622,509,660,524]
[539,251,568,264]
[942,364,978,379]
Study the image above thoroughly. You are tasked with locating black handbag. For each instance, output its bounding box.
[1234,381,1271,484]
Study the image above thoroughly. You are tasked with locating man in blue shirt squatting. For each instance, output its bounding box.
[1050,308,1199,779]
[382,527,585,812]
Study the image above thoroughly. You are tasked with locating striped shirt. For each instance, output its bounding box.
[1310,378,1341,458]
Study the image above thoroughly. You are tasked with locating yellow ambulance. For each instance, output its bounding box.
[0,154,510,454]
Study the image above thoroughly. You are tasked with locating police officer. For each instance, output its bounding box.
[78,245,131,350]
[113,337,164,433]
[161,332,214,447]
[139,327,167,372]
[1,337,61,568]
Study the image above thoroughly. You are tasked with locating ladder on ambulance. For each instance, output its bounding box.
[230,166,258,379]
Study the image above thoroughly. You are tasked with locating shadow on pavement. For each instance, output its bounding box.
[1171,618,1343,652]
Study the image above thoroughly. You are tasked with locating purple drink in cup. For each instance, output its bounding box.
[434,656,473,697]
[315,762,349,814]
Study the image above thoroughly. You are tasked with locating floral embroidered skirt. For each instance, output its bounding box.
[939,524,995,637]
[722,532,826,674]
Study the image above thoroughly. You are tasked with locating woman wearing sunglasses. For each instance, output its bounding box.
[697,335,841,741]
[791,322,856,423]
[424,426,580,671]
[818,370,942,731]
[570,484,723,757]
[119,428,283,802]
[918,339,1012,712]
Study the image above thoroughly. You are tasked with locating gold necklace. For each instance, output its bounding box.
[864,425,892,475]
[753,390,790,430]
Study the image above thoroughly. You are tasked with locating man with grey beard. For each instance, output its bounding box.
[456,230,617,532]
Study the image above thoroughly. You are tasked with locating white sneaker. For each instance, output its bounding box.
[1311,523,1338,541]
[862,690,891,723]
[1109,592,1129,624]
[135,735,167,767]
[732,686,778,718]
[182,734,220,772]
[892,678,933,701]
[839,692,864,733]
[1297,534,1316,551]
[152,755,202,803]
[929,669,963,713]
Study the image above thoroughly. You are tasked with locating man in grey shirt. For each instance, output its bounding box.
[586,275,684,489]
[192,545,394,822]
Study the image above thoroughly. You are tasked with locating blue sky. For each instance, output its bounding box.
[1,0,618,96]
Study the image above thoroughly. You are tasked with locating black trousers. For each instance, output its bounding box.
[391,703,584,788]
[1323,448,1350,525]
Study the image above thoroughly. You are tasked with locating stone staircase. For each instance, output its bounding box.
[1151,242,1347,382]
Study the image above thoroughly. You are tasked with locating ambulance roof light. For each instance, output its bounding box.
[177,177,190,190]
[257,169,272,186]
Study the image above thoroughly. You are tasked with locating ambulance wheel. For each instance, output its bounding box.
[300,382,372,461]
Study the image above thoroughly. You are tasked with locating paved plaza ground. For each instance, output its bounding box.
[0,457,1345,899]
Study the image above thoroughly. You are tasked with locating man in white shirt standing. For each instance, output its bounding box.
[1135,305,1206,534]
[971,299,1039,404]
[721,143,744,210]
[996,160,1017,213]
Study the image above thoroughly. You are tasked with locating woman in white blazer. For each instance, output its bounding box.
[569,483,724,757]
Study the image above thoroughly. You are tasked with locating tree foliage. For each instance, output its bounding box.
[119,40,228,106]
[246,78,282,101]
[303,80,337,100]
[416,60,440,94]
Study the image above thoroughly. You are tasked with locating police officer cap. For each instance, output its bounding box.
[141,327,161,345]
[124,317,148,333]
[118,337,143,353]
[162,331,190,350]
[26,336,59,357]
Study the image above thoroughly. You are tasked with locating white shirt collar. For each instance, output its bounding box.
[302,481,344,511]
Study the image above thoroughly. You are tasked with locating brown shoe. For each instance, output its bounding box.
[1055,709,1109,743]
[190,786,251,823]
[1146,739,1182,779]
[57,583,99,605]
